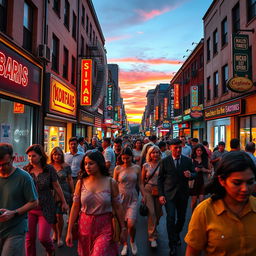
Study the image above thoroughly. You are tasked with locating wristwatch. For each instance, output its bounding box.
[14,210,19,217]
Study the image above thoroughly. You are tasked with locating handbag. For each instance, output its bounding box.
[110,178,121,243]
[151,185,159,196]
[71,179,82,240]
[145,162,160,197]
[139,202,148,216]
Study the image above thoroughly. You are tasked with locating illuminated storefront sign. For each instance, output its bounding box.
[81,59,92,106]
[155,106,159,120]
[50,77,76,116]
[0,38,42,104]
[170,86,174,119]
[13,102,24,113]
[191,86,198,107]
[107,84,113,107]
[164,98,168,118]
[174,84,180,109]
[204,99,243,120]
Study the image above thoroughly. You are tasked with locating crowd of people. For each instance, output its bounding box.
[1,134,256,256]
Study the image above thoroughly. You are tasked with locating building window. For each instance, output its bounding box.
[52,34,59,72]
[207,38,211,61]
[71,56,76,85]
[0,0,7,33]
[64,0,70,29]
[53,0,60,16]
[221,17,228,46]
[214,71,219,98]
[207,76,211,100]
[222,64,228,94]
[248,0,256,22]
[199,54,203,68]
[89,23,92,41]
[213,29,218,55]
[63,47,69,79]
[81,36,84,56]
[93,30,95,45]
[23,2,33,52]
[81,4,85,26]
[72,12,77,40]
[86,15,89,34]
[232,3,240,33]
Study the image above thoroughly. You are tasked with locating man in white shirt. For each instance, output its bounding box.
[64,137,85,184]
[102,137,116,176]
[245,142,256,166]
[179,136,192,158]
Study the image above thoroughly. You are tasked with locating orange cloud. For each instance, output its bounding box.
[135,7,171,21]
[108,57,182,65]
[106,34,132,42]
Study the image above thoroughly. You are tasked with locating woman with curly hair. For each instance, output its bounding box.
[24,144,68,256]
[66,150,127,256]
[185,151,256,255]
[190,144,212,212]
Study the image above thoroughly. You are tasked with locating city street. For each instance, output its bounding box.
[37,198,192,256]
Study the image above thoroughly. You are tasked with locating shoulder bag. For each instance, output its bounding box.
[145,162,160,196]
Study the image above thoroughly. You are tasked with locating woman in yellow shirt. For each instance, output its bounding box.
[185,151,256,256]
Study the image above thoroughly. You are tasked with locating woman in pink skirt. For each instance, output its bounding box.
[66,150,127,256]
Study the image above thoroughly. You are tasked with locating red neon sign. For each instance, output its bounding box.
[13,103,25,113]
[174,84,180,109]
[0,51,28,87]
[80,59,92,106]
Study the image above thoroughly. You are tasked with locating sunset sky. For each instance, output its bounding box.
[93,0,213,124]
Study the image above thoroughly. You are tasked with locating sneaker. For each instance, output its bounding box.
[121,245,128,256]
[130,242,138,255]
[151,240,157,248]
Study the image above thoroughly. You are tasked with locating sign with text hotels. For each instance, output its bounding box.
[81,59,92,106]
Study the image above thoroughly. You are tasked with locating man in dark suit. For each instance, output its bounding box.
[158,138,195,256]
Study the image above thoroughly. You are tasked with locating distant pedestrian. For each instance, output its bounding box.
[50,147,74,248]
[230,138,241,151]
[133,139,143,165]
[141,145,163,248]
[190,144,212,212]
[158,141,167,159]
[113,147,141,256]
[65,137,85,185]
[191,138,199,148]
[66,150,127,256]
[202,140,212,159]
[0,143,38,256]
[77,137,85,153]
[185,151,256,255]
[102,137,116,176]
[158,139,195,256]
[24,144,68,256]
[113,138,123,165]
[180,136,192,158]
[211,141,227,171]
[245,142,256,166]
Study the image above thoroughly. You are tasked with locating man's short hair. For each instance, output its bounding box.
[103,137,111,144]
[202,141,209,146]
[245,142,255,152]
[149,135,157,141]
[69,137,78,144]
[230,138,240,149]
[0,143,13,159]
[114,138,122,144]
[218,141,225,146]
[78,137,84,143]
[170,139,182,145]
[158,141,166,148]
[191,138,199,143]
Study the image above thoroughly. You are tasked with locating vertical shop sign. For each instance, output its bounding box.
[170,86,174,119]
[191,86,198,107]
[155,106,159,120]
[81,59,92,105]
[163,98,168,118]
[107,84,113,106]
[227,34,253,93]
[118,106,121,120]
[174,84,180,109]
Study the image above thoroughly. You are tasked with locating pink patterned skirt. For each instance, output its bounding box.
[78,212,118,256]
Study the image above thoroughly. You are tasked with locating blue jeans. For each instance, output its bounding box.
[165,195,189,248]
[0,234,25,256]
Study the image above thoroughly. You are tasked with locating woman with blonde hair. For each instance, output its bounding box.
[49,146,74,247]
[141,145,163,248]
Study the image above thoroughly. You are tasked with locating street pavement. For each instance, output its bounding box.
[37,198,193,256]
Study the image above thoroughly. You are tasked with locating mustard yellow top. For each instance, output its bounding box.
[185,196,256,256]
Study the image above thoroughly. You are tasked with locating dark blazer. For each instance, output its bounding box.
[157,154,195,200]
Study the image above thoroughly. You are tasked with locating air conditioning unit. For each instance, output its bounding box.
[38,44,51,62]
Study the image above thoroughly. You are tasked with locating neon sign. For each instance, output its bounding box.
[0,51,28,86]
[81,59,92,106]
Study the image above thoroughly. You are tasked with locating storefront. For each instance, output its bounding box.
[0,36,43,168]
[44,74,77,156]
[94,116,103,139]
[76,110,94,140]
[172,124,179,138]
[239,94,256,151]
[205,99,243,150]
